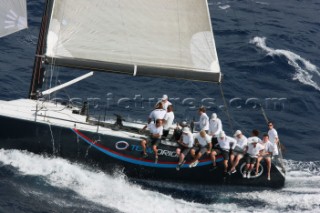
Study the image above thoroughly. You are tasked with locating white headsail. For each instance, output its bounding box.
[45,0,221,82]
[0,0,28,38]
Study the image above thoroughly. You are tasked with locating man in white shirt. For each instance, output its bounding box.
[247,129,262,144]
[210,131,236,174]
[162,105,174,139]
[268,121,279,156]
[141,102,166,132]
[189,130,212,168]
[256,134,274,180]
[149,102,166,123]
[157,94,172,111]
[242,137,264,179]
[140,119,163,163]
[208,113,223,146]
[176,127,194,171]
[229,130,248,174]
[194,106,209,132]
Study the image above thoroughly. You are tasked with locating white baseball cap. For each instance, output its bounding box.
[182,127,190,133]
[211,113,217,120]
[234,130,242,137]
[219,131,226,138]
[250,137,259,144]
[162,94,168,101]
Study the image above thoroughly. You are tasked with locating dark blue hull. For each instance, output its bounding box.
[0,115,285,188]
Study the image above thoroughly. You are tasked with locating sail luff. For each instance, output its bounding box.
[44,0,221,82]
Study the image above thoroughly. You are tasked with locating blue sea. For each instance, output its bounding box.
[0,0,319,212]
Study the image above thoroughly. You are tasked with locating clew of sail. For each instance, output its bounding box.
[45,0,221,82]
[0,0,28,38]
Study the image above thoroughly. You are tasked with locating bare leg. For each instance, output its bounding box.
[141,140,147,155]
[190,153,202,164]
[230,155,241,171]
[265,157,271,179]
[245,164,250,171]
[230,153,235,167]
[256,157,262,175]
[153,145,158,159]
[179,153,185,164]
[190,149,196,159]
[223,160,228,172]
[210,151,217,166]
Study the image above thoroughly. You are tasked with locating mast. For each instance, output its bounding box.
[28,0,53,99]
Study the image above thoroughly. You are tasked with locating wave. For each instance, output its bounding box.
[0,149,319,213]
[250,36,320,92]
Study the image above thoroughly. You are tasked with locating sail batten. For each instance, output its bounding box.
[0,0,28,38]
[45,0,221,82]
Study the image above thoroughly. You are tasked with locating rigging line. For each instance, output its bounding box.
[260,103,269,124]
[219,83,234,132]
[186,81,248,135]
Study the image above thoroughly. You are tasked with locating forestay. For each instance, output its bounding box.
[45,0,221,82]
[0,0,28,38]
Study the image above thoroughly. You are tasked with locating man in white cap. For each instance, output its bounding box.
[176,127,194,171]
[210,131,236,174]
[229,130,248,174]
[158,94,172,111]
[242,137,264,179]
[208,113,223,146]
[193,106,209,132]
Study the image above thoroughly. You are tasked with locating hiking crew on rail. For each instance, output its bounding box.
[140,100,280,180]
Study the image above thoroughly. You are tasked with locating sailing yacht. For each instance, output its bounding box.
[0,0,285,188]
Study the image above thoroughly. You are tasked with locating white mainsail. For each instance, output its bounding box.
[45,0,221,82]
[0,0,28,38]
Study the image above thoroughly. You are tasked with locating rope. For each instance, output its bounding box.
[260,104,269,124]
[219,83,234,132]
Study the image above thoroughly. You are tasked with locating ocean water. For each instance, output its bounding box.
[0,0,319,212]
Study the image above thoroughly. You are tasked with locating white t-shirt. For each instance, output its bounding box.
[156,100,172,111]
[181,132,194,148]
[194,133,211,147]
[149,109,166,121]
[232,135,248,150]
[147,123,163,138]
[162,100,172,111]
[247,143,264,158]
[208,118,222,137]
[268,128,279,155]
[217,136,236,151]
[163,111,174,130]
[247,136,262,144]
[260,140,274,153]
[195,113,209,131]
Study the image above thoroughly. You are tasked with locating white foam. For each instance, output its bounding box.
[219,5,230,10]
[250,36,320,91]
[1,149,319,213]
[0,149,213,213]
[255,1,269,5]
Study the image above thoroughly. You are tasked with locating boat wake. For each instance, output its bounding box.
[250,36,320,92]
[0,149,319,213]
